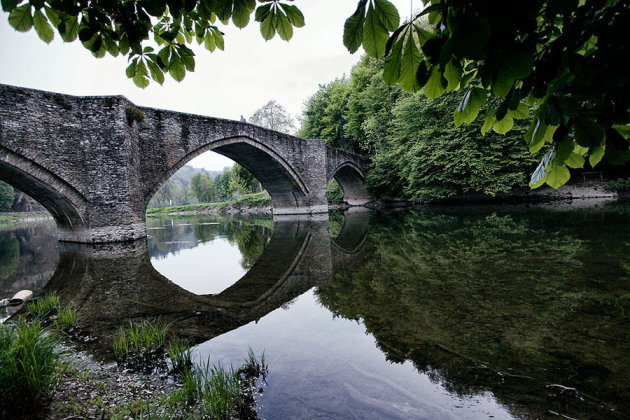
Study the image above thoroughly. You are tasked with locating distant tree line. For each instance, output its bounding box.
[0,182,45,212]
[148,164,262,209]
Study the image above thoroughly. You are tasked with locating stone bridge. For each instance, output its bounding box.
[0,84,368,243]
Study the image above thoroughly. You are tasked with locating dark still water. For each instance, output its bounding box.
[4,204,630,419]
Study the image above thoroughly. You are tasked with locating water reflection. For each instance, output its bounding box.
[4,204,630,418]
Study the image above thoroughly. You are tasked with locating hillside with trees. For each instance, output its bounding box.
[300,57,538,200]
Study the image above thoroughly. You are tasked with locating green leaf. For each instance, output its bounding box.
[362,4,388,58]
[60,17,79,42]
[481,108,495,135]
[443,61,462,91]
[158,46,171,67]
[232,0,251,28]
[612,124,630,140]
[493,53,533,98]
[32,8,53,43]
[555,137,574,162]
[373,0,399,31]
[546,163,570,189]
[214,29,224,50]
[168,55,186,82]
[565,153,585,169]
[454,87,485,126]
[399,28,422,92]
[509,103,529,119]
[493,115,514,134]
[260,11,276,40]
[255,3,272,22]
[133,61,150,89]
[8,4,32,32]
[125,61,137,78]
[343,1,366,53]
[44,6,61,27]
[204,32,216,51]
[574,118,604,147]
[424,66,445,99]
[383,35,404,85]
[147,59,165,85]
[280,4,304,28]
[276,12,293,41]
[589,144,605,167]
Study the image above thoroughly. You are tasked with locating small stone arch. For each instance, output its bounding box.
[329,161,369,206]
[144,136,311,213]
[0,146,87,229]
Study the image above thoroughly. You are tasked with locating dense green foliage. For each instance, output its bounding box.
[0,181,14,210]
[326,179,344,204]
[302,57,537,200]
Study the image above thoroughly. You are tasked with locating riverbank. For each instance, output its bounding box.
[146,192,272,217]
[0,211,52,225]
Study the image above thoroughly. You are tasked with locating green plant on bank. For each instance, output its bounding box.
[0,320,64,415]
[113,319,169,366]
[146,191,271,216]
[167,337,192,374]
[56,307,78,331]
[25,291,60,320]
[604,178,630,193]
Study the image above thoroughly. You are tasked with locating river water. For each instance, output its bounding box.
[1,203,630,419]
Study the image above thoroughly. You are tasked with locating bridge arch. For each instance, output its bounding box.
[329,161,369,206]
[0,146,86,229]
[145,136,310,213]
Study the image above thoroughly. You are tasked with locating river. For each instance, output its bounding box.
[1,202,629,419]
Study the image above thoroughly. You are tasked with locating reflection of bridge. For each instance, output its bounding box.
[45,212,370,350]
[0,84,368,243]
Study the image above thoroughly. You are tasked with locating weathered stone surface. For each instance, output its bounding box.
[0,84,368,243]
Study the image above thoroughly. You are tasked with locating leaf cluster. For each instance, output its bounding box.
[342,0,630,189]
[3,0,305,87]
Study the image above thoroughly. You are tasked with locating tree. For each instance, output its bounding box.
[0,181,14,211]
[227,172,247,198]
[4,1,629,187]
[249,100,295,134]
[298,78,355,152]
[232,163,260,193]
[190,172,218,203]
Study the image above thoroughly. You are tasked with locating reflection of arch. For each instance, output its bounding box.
[332,209,370,254]
[46,218,333,350]
[0,146,86,229]
[329,161,369,206]
[145,136,310,212]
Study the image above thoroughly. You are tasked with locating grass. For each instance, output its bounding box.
[0,320,64,415]
[57,307,78,330]
[146,191,271,216]
[25,291,61,320]
[167,337,192,373]
[113,319,169,369]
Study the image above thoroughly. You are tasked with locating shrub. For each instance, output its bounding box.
[326,179,345,203]
[125,106,145,125]
[604,177,630,192]
[0,320,63,415]
[57,307,78,330]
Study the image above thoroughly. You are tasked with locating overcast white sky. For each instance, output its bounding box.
[0,0,413,170]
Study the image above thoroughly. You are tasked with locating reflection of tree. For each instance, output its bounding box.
[317,210,630,419]
[0,234,19,280]
[147,216,274,269]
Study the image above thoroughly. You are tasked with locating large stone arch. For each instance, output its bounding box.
[0,146,87,229]
[329,161,369,206]
[144,136,311,213]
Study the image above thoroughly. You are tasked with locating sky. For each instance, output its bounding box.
[0,0,413,171]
